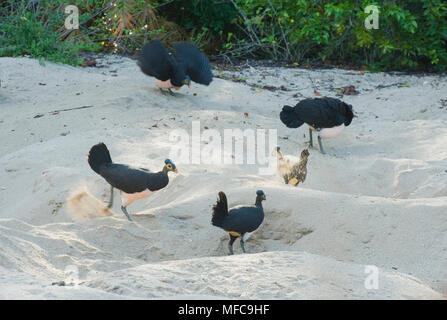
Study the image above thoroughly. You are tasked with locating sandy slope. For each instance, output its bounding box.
[0,56,446,299]
[3,252,442,300]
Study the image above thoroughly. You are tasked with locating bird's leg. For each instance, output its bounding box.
[119,192,136,221]
[228,235,237,255]
[240,238,247,254]
[306,127,313,148]
[107,185,114,208]
[120,206,133,222]
[168,88,175,96]
[318,136,326,154]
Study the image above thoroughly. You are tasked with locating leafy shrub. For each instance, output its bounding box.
[0,0,173,64]
[0,1,94,65]
[226,0,447,71]
[158,0,238,52]
[86,0,184,53]
[1,0,446,71]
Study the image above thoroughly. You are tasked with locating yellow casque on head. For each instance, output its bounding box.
[164,159,178,173]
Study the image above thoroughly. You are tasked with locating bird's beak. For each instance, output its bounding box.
[174,168,178,173]
[263,195,266,200]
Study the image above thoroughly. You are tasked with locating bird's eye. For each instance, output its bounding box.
[167,164,172,169]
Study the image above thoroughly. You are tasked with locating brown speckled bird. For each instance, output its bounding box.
[275,147,309,186]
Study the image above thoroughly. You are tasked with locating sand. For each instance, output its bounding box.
[0,56,446,299]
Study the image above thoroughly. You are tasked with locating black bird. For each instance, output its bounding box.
[137,40,213,95]
[87,143,178,221]
[280,97,356,154]
[212,190,266,255]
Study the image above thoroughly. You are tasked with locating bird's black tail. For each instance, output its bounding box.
[280,105,305,128]
[173,42,213,86]
[211,192,228,227]
[88,143,112,174]
[137,40,172,78]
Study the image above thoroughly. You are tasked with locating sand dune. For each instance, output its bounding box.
[0,56,446,299]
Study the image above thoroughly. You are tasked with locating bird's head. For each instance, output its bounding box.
[301,149,310,158]
[164,159,178,173]
[256,190,266,201]
[271,146,281,157]
[183,75,191,88]
[344,103,357,126]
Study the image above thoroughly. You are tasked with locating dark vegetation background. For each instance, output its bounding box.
[0,0,446,71]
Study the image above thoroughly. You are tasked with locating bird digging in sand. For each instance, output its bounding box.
[212,190,266,255]
[137,40,213,95]
[280,97,356,154]
[274,147,309,186]
[87,143,178,221]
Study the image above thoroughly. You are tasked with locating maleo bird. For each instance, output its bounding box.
[212,190,266,255]
[137,40,213,95]
[87,143,178,221]
[280,97,356,154]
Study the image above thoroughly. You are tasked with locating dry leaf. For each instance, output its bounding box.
[341,85,359,95]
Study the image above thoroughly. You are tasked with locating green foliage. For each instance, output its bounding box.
[159,0,238,51]
[225,0,447,71]
[0,0,446,71]
[0,0,171,65]
[174,0,238,32]
[85,0,177,53]
[0,0,100,65]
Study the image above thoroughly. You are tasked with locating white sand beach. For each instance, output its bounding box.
[0,56,446,299]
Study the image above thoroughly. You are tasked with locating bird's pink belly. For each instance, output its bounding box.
[155,79,181,90]
[155,79,173,89]
[319,124,345,138]
[121,189,153,201]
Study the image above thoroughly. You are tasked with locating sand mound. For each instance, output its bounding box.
[84,251,443,299]
[67,188,114,221]
[1,252,442,300]
[0,56,446,299]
